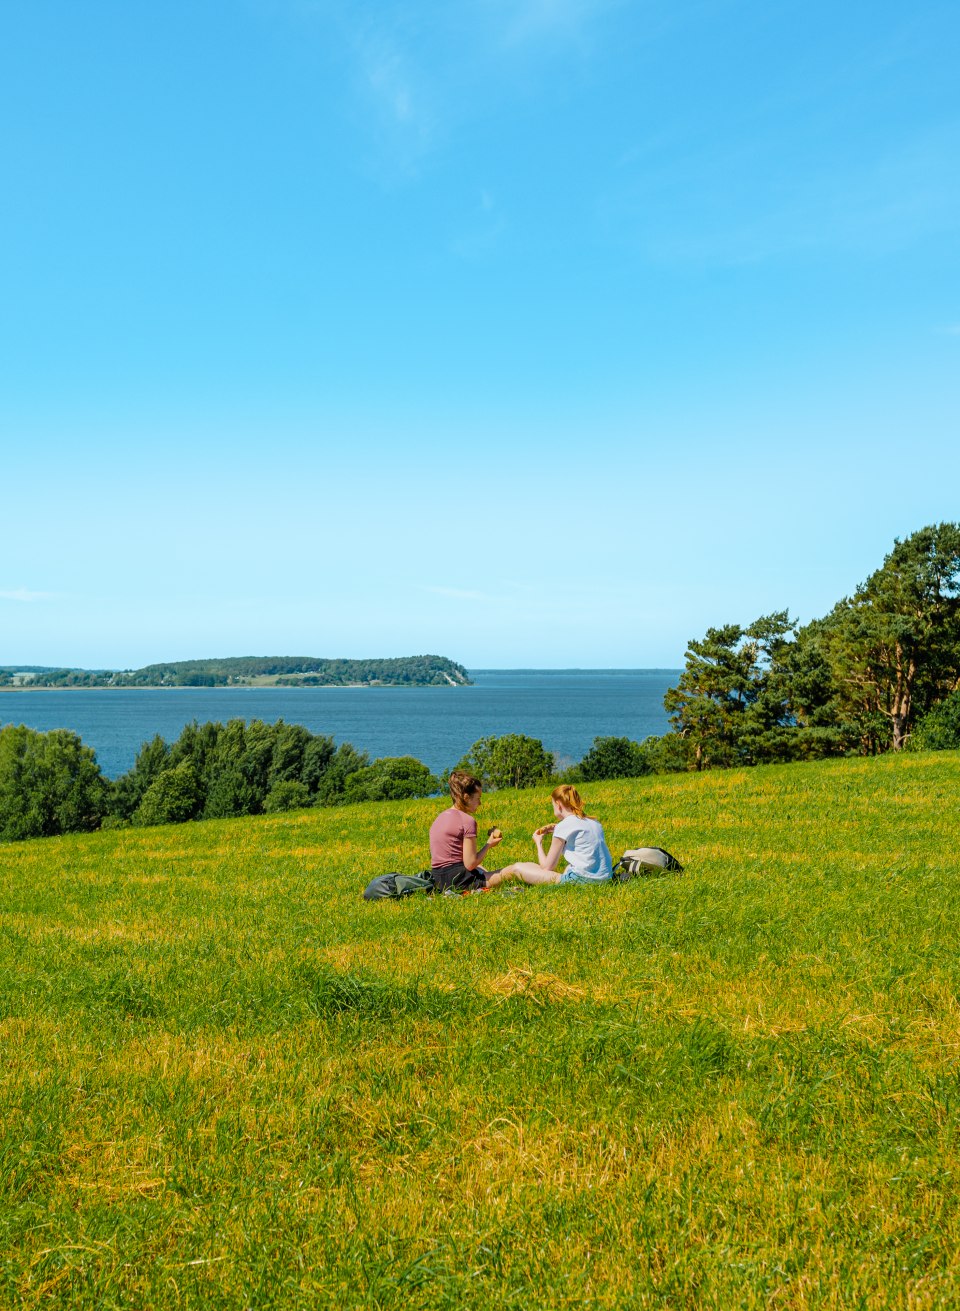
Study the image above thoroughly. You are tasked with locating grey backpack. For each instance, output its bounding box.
[362,871,434,901]
[611,847,683,881]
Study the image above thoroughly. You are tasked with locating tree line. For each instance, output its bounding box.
[0,719,652,842]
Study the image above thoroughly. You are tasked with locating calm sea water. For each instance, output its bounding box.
[0,669,679,779]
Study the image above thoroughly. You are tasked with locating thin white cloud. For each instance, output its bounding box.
[499,0,618,46]
[0,588,53,602]
[347,18,441,175]
[362,40,418,126]
[944,324,960,336]
[277,0,615,177]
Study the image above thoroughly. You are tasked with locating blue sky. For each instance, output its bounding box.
[2,0,958,669]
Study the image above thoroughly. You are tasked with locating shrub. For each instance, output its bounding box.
[911,690,960,751]
[203,765,260,819]
[108,734,171,820]
[263,780,312,812]
[576,736,652,782]
[135,761,204,826]
[454,734,555,790]
[344,757,439,803]
[315,744,370,806]
[99,814,131,830]
[0,724,108,841]
[640,732,693,774]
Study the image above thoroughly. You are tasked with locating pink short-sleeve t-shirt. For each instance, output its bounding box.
[429,806,477,868]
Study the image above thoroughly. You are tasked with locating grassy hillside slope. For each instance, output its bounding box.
[3,753,960,1308]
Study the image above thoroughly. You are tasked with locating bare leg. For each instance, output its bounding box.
[486,862,562,888]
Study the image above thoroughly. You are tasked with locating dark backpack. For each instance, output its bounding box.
[611,847,683,881]
[362,871,434,901]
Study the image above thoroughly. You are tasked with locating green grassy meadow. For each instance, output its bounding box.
[3,752,960,1308]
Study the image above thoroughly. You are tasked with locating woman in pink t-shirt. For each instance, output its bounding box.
[428,770,503,893]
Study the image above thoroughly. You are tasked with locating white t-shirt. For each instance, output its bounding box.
[553,814,613,880]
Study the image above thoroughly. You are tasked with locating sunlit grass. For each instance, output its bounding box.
[2,752,960,1307]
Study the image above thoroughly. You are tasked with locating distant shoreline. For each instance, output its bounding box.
[470,668,683,674]
[0,668,683,692]
[0,682,461,692]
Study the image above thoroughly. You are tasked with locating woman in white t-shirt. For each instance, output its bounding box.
[487,783,612,888]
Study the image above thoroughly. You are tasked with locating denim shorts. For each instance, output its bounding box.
[558,868,609,886]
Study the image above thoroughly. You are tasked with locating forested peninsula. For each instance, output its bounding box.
[0,654,471,689]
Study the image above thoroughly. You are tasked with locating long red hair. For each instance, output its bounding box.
[551,783,586,818]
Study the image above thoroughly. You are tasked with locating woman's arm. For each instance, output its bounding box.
[532,831,566,872]
[462,828,503,871]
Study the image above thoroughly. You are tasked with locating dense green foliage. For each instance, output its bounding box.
[910,687,960,751]
[453,733,555,789]
[0,725,108,841]
[3,753,960,1307]
[135,760,204,826]
[0,721,651,843]
[3,723,641,843]
[343,756,439,803]
[110,720,370,825]
[2,654,471,688]
[662,523,960,769]
[572,734,652,781]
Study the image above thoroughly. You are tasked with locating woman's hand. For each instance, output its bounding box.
[534,824,556,838]
[486,827,503,848]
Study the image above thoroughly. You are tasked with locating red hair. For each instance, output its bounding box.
[551,783,586,818]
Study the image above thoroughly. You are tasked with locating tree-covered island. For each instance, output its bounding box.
[0,654,471,689]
